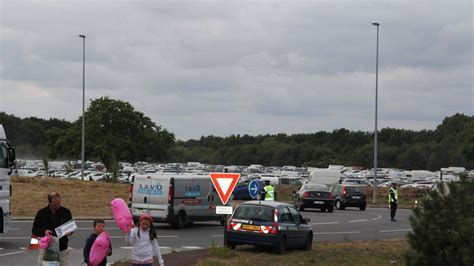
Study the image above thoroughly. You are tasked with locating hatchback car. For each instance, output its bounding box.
[329,184,367,211]
[232,179,265,200]
[224,201,313,254]
[292,183,334,212]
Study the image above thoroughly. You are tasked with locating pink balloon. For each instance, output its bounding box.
[89,232,110,266]
[111,198,133,233]
[39,235,51,249]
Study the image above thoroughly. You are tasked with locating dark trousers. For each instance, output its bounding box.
[390,202,397,219]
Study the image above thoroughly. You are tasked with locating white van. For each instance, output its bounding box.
[308,168,348,185]
[130,174,226,228]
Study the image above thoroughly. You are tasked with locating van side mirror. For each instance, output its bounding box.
[8,147,15,168]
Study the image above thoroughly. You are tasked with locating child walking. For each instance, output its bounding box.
[127,214,164,266]
[83,219,112,266]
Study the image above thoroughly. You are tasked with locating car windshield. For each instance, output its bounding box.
[346,186,363,193]
[233,205,274,222]
[305,184,328,191]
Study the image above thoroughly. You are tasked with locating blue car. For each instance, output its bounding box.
[232,179,265,200]
[224,201,313,254]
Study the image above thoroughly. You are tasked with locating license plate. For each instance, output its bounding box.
[352,196,361,199]
[313,201,324,204]
[241,224,260,231]
[134,209,147,214]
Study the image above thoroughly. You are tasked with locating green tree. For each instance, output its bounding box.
[406,175,474,265]
[51,97,175,173]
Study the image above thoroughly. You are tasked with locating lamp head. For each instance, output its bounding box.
[78,34,86,38]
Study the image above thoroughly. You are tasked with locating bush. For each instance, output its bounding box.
[406,175,474,265]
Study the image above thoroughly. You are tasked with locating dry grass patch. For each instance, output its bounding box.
[12,176,128,217]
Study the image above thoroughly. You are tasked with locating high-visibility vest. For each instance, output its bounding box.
[264,185,275,201]
[388,187,398,203]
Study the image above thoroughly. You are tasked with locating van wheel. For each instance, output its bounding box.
[360,205,366,211]
[173,212,186,229]
[275,235,287,255]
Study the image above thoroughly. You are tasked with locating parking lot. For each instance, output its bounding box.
[0,207,412,265]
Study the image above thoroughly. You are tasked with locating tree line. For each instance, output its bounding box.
[1,98,472,171]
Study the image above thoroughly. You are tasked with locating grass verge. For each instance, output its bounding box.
[198,240,409,266]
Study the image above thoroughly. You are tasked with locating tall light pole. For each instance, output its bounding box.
[79,34,86,181]
[372,22,379,204]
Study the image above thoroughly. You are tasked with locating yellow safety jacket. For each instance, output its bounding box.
[264,185,275,201]
[388,187,398,204]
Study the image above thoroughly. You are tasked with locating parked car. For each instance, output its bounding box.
[224,201,313,254]
[292,183,334,212]
[232,179,265,200]
[341,179,372,187]
[329,184,367,211]
[401,180,434,189]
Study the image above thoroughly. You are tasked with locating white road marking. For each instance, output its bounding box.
[181,246,203,249]
[349,219,368,223]
[211,235,224,237]
[311,222,339,225]
[379,229,412,233]
[0,251,25,257]
[372,215,382,220]
[314,231,360,235]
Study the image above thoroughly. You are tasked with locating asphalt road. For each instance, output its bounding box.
[0,207,412,265]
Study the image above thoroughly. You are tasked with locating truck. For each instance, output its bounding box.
[130,174,227,228]
[0,125,16,234]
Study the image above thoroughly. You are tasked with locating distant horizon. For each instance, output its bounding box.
[1,111,470,142]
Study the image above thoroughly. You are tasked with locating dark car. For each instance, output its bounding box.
[330,184,367,211]
[292,183,334,212]
[224,201,313,254]
[232,179,265,200]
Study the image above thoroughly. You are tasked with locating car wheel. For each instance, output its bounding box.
[321,207,326,212]
[173,211,186,229]
[302,233,313,250]
[336,200,345,210]
[297,201,305,211]
[360,205,366,211]
[225,240,236,249]
[275,235,287,255]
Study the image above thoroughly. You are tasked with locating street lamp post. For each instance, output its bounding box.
[79,34,86,181]
[372,22,380,204]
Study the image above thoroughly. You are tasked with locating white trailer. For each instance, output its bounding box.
[0,125,16,233]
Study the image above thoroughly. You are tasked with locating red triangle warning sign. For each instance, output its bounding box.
[209,173,241,205]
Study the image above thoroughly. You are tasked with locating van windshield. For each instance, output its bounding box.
[233,205,274,222]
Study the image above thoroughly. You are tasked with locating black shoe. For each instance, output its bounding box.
[391,218,397,222]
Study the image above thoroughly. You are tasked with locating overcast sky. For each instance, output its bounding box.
[1,1,472,140]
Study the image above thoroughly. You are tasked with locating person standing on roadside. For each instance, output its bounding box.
[264,180,275,201]
[32,192,73,266]
[389,182,398,221]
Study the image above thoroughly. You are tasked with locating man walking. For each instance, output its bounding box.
[389,182,398,221]
[32,192,73,265]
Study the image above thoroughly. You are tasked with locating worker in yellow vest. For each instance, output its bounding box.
[264,180,275,201]
[388,182,398,221]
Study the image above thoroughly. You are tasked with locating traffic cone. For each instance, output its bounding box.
[28,234,39,250]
